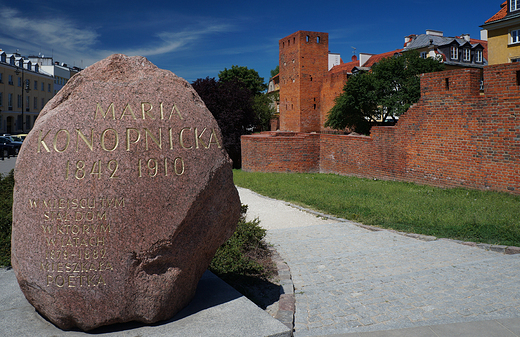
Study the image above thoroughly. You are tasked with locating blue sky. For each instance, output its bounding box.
[0,0,500,85]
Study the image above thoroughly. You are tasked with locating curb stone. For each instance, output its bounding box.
[280,199,520,255]
[269,246,295,335]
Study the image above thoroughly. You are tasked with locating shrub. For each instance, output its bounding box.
[0,170,14,267]
[209,204,268,277]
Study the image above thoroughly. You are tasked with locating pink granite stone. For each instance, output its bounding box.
[11,54,240,331]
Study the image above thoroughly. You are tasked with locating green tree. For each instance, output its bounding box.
[252,93,276,131]
[270,65,279,78]
[325,51,444,133]
[218,65,268,96]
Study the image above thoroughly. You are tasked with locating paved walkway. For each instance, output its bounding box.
[237,187,520,337]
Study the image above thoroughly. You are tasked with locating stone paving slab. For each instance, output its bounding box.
[0,268,291,337]
[267,222,520,336]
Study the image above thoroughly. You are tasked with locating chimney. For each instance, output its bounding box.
[426,30,443,37]
[351,55,358,62]
[461,34,470,42]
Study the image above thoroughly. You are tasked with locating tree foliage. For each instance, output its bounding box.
[270,65,279,79]
[325,51,445,134]
[192,77,256,168]
[252,93,276,132]
[218,65,268,96]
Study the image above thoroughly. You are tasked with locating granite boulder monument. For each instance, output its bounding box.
[11,54,241,331]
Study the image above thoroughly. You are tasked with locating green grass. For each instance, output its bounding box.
[233,170,520,247]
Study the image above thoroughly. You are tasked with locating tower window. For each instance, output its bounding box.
[317,36,321,43]
[306,35,310,42]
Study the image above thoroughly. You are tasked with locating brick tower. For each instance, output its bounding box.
[278,31,329,132]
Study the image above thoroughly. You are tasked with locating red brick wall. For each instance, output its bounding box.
[242,64,520,194]
[241,132,320,173]
[320,70,349,132]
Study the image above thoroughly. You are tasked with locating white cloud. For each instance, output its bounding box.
[0,6,234,68]
[123,23,233,57]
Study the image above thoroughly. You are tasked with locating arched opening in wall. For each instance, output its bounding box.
[445,78,450,90]
[288,39,290,46]
[306,35,310,42]
[516,70,520,85]
[313,104,316,110]
[317,36,320,43]
[310,76,313,81]
[293,37,295,44]
[282,42,285,48]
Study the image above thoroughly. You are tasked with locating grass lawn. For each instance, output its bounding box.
[233,170,520,247]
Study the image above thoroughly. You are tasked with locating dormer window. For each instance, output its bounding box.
[476,50,483,63]
[511,0,520,11]
[450,46,459,60]
[463,48,471,61]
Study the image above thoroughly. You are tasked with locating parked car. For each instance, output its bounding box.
[14,133,28,141]
[0,137,15,158]
[0,136,21,156]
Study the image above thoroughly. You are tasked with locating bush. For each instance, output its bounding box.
[0,170,14,267]
[209,204,268,277]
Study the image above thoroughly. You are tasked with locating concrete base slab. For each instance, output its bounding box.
[0,268,291,337]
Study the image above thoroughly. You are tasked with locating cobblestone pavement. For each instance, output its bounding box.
[237,187,520,336]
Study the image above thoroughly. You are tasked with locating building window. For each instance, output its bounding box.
[48,83,51,92]
[463,48,471,61]
[41,82,44,91]
[0,73,2,83]
[317,36,321,43]
[476,50,483,63]
[34,97,37,109]
[450,46,459,60]
[26,96,29,111]
[34,80,38,90]
[17,94,22,108]
[41,98,44,109]
[306,35,310,42]
[511,0,520,11]
[511,29,520,44]
[0,92,2,106]
[420,52,427,59]
[8,93,13,110]
[18,77,22,87]
[0,54,5,62]
[8,75,13,85]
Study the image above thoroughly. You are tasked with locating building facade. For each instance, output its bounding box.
[0,51,54,134]
[403,30,487,69]
[482,1,520,64]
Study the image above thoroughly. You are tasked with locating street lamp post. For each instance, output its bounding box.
[15,64,30,133]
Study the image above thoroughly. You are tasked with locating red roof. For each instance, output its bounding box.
[329,60,359,74]
[362,49,404,68]
[485,1,507,23]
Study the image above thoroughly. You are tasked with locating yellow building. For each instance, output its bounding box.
[0,50,54,134]
[482,1,520,65]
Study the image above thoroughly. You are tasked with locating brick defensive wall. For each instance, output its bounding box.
[242,64,520,194]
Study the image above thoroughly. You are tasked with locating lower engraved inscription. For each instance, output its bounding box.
[33,196,123,287]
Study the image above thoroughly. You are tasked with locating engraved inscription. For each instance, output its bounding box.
[31,196,125,287]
